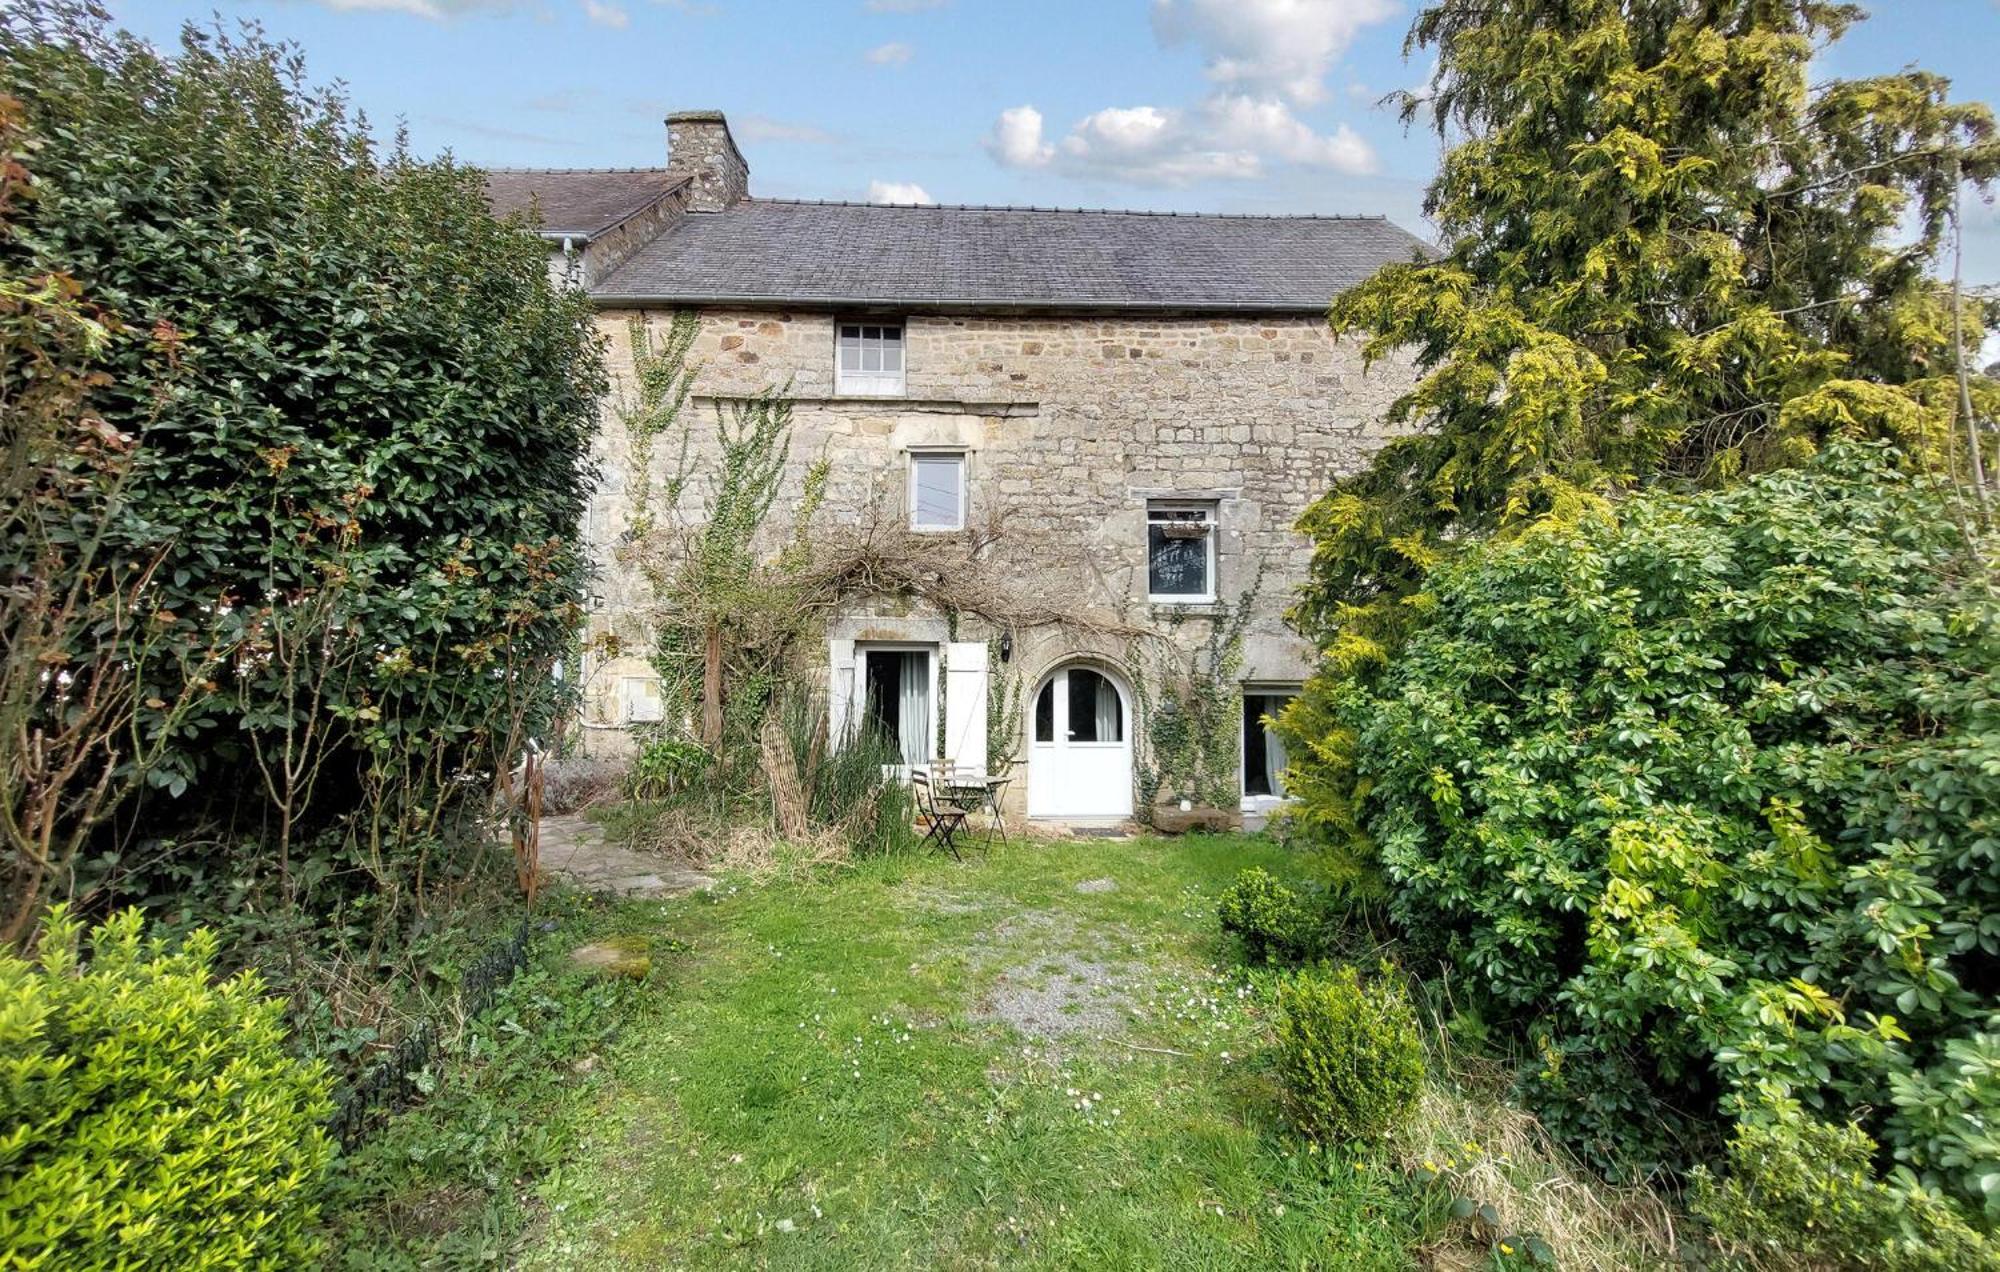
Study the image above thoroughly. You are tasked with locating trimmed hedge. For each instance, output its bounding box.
[1274,963,1425,1145]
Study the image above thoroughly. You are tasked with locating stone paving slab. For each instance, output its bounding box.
[537,813,716,899]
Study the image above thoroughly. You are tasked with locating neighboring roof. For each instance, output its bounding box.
[483,168,690,241]
[589,198,1430,312]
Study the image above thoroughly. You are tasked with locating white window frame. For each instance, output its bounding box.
[907,449,967,533]
[1146,500,1218,604]
[835,320,906,396]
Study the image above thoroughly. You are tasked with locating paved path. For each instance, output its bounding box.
[536,813,716,898]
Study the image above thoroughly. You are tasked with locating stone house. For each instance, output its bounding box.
[487,110,1424,825]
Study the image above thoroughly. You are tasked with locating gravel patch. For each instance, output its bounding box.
[1074,877,1118,894]
[968,908,1139,1053]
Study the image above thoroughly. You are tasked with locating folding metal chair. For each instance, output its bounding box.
[910,770,968,861]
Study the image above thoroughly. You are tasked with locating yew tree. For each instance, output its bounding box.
[1294,0,1996,653]
[1284,0,1999,845]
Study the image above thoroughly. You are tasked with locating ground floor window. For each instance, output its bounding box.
[862,647,933,768]
[1242,689,1297,799]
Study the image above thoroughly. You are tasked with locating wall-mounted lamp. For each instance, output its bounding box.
[999,631,1014,663]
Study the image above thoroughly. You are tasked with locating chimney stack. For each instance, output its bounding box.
[666,110,749,211]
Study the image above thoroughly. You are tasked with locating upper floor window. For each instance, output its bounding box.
[1147,500,1217,603]
[909,450,966,532]
[837,321,904,396]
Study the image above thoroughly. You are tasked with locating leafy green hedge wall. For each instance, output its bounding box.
[0,6,603,809]
[1307,446,1997,1219]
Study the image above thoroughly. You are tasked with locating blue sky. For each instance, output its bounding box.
[103,0,2000,284]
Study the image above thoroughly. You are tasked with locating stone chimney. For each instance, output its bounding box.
[667,110,749,211]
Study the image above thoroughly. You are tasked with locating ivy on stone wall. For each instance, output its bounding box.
[986,638,1025,772]
[618,311,702,550]
[1133,576,1259,815]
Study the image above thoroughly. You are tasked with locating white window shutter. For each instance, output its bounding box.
[943,641,988,774]
[828,641,858,746]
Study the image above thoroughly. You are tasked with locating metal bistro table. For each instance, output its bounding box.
[929,763,1013,849]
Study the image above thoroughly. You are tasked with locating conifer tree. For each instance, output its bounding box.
[1284,1,1998,844]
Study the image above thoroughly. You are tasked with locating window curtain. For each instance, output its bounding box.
[897,653,929,768]
[1263,717,1289,797]
[1095,676,1119,742]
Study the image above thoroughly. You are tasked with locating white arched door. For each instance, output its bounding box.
[1026,664,1133,820]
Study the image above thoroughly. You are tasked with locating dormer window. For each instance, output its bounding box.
[836,321,904,396]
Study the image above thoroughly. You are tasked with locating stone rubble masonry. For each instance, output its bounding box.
[666,110,749,212]
[577,307,1418,796]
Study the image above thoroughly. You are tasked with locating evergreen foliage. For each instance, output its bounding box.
[1274,963,1426,1145]
[0,906,335,1268]
[0,1,602,843]
[1312,446,1999,1228]
[1291,0,1997,667]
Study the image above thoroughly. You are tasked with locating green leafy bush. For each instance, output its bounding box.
[1693,1108,1997,1271]
[1218,867,1315,963]
[1294,446,2000,1216]
[627,735,710,801]
[1274,963,1425,1144]
[0,907,335,1268]
[0,3,602,867]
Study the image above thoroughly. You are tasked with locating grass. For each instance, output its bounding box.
[330,830,1679,1269]
[521,833,1438,1268]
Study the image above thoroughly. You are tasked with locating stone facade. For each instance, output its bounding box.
[575,182,691,291]
[575,305,1415,817]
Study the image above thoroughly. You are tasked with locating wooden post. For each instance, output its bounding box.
[701,623,723,747]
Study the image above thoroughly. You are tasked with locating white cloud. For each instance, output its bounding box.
[1152,0,1398,105]
[986,94,1375,186]
[583,0,629,27]
[983,3,1388,188]
[1205,93,1376,171]
[868,180,936,205]
[986,105,1055,169]
[866,41,914,66]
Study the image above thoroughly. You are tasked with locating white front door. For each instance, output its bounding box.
[1026,664,1133,820]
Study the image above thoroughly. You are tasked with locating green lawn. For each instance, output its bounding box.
[515,834,1439,1269]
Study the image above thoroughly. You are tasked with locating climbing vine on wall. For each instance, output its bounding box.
[617,311,701,548]
[1132,576,1259,816]
[986,637,1025,772]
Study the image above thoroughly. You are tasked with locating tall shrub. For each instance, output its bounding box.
[0,4,603,917]
[1321,445,1998,1224]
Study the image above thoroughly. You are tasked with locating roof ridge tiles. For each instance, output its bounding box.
[740,197,1384,221]
[482,166,682,176]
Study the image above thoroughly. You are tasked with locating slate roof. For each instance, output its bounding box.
[483,168,690,241]
[589,198,1430,313]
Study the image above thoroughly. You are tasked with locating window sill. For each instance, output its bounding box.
[1149,599,1221,614]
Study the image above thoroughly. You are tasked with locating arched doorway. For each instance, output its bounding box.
[1026,662,1133,820]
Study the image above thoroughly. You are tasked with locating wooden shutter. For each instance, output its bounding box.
[943,641,988,774]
